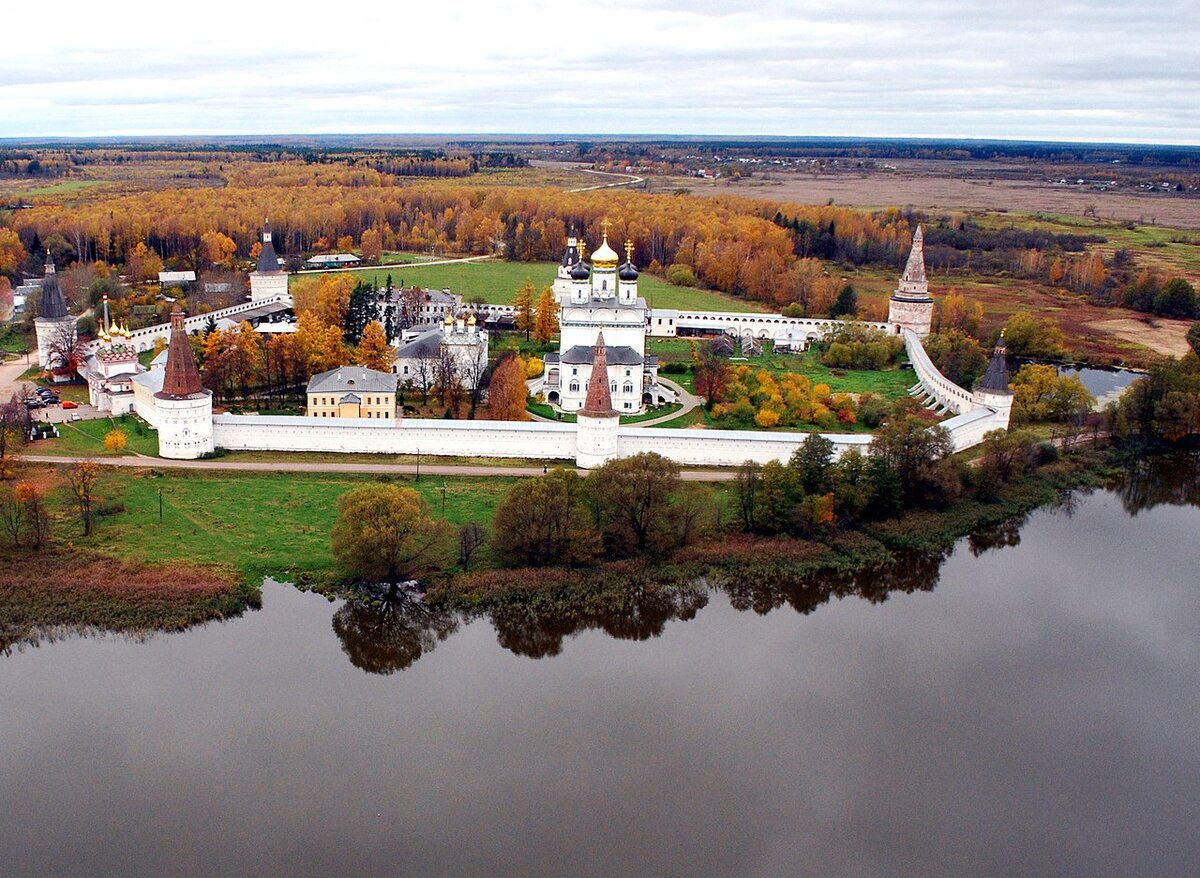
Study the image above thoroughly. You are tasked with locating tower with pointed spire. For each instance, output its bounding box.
[249,220,289,302]
[887,225,934,337]
[34,253,77,370]
[153,306,214,458]
[972,329,1014,430]
[575,332,621,468]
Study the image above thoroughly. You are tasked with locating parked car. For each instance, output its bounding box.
[61,400,78,409]
[24,399,45,409]
[69,414,82,422]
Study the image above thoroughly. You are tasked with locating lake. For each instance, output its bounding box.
[2,458,1198,877]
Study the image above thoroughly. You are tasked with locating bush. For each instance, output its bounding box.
[666,263,698,286]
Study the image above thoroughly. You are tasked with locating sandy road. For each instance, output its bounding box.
[20,453,738,481]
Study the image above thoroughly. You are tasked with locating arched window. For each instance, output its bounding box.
[570,382,579,393]
[623,383,633,394]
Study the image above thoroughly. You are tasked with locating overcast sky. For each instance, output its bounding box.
[4,0,1198,143]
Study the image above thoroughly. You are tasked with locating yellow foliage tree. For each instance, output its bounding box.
[104,429,128,454]
[487,355,530,421]
[533,286,559,345]
[513,278,535,339]
[360,229,382,264]
[356,320,395,372]
[200,231,237,267]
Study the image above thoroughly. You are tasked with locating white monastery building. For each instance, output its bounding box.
[543,227,674,412]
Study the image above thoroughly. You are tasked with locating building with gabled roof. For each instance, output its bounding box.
[306,366,398,420]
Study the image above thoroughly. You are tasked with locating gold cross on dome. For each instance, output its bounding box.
[601,218,610,239]
[625,239,634,261]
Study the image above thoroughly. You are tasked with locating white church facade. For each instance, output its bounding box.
[543,228,675,413]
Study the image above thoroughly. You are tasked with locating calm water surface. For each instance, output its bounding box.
[2,463,1199,877]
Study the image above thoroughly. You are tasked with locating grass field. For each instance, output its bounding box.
[647,340,915,400]
[0,324,31,355]
[32,414,159,457]
[51,467,519,583]
[292,259,767,312]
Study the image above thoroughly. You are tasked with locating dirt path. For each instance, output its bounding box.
[20,454,738,481]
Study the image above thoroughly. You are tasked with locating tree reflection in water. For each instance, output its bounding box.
[330,454,1200,674]
[1116,451,1200,515]
[488,585,709,659]
[332,583,460,675]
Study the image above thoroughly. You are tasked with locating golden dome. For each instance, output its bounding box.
[590,234,619,269]
[444,311,454,325]
[467,311,477,325]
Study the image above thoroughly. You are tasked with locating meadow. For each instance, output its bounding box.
[41,466,521,584]
[291,259,767,312]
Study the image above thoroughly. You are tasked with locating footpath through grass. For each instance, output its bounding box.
[33,414,159,457]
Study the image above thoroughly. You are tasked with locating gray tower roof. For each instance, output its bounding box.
[976,332,1012,393]
[256,221,283,274]
[38,256,70,320]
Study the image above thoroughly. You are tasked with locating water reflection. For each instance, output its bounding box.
[331,583,459,675]
[488,585,709,658]
[1116,451,1200,514]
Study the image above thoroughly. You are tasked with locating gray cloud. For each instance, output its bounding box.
[2,0,1197,141]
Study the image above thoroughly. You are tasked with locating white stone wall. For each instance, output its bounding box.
[615,427,873,467]
[902,328,980,415]
[649,309,890,344]
[939,408,1010,452]
[84,295,291,355]
[211,416,579,460]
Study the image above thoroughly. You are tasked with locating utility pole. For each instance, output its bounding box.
[415,448,420,482]
[441,481,447,515]
[158,487,163,523]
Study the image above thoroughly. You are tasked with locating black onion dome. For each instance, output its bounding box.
[570,261,590,281]
[619,260,639,281]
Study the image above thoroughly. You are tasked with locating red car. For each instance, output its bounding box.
[61,401,78,409]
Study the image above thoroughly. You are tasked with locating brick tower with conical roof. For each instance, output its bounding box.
[575,332,621,468]
[153,306,214,458]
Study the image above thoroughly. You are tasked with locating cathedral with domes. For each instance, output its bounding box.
[542,226,675,413]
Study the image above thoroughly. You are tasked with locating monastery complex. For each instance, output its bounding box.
[33,219,1012,468]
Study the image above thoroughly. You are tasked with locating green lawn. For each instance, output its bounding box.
[64,468,518,583]
[0,324,31,354]
[33,414,159,457]
[293,260,767,312]
[647,340,915,401]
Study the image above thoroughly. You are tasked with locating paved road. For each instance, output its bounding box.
[0,356,34,399]
[20,453,738,481]
[295,254,495,276]
[632,377,703,427]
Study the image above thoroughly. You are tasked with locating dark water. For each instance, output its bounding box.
[2,460,1199,877]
